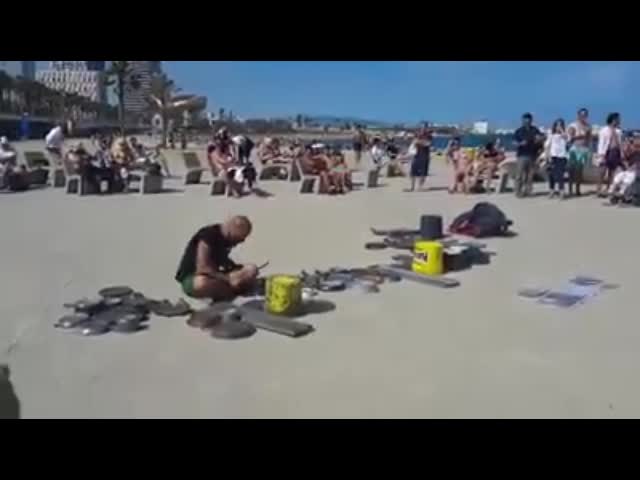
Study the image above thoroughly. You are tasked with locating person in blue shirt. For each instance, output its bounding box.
[20,113,30,140]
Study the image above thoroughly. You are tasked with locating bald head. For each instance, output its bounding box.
[222,215,252,245]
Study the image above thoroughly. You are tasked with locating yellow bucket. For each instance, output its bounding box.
[265,274,303,316]
[412,241,444,276]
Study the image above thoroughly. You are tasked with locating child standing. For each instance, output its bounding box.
[544,119,569,199]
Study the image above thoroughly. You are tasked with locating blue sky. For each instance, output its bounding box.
[162,61,640,128]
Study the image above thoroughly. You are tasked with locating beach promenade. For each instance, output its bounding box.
[1,141,638,418]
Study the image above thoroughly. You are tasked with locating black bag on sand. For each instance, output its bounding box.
[449,202,513,238]
[7,172,29,192]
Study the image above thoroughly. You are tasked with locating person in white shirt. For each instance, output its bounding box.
[596,112,623,196]
[544,119,569,198]
[44,124,65,166]
[370,137,387,168]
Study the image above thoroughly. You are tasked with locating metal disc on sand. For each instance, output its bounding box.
[187,309,223,330]
[98,286,134,298]
[210,320,256,340]
[55,313,90,330]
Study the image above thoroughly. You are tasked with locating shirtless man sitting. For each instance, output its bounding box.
[258,138,286,165]
[175,216,258,301]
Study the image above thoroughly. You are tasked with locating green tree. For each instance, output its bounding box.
[105,61,141,136]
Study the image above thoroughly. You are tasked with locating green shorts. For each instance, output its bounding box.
[569,147,591,167]
[180,275,196,297]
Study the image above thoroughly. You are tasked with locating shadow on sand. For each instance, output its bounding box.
[0,365,20,420]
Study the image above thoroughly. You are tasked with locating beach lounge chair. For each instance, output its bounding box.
[259,161,292,181]
[23,151,51,186]
[210,175,230,196]
[60,157,86,195]
[290,158,320,194]
[127,169,164,195]
[181,152,204,185]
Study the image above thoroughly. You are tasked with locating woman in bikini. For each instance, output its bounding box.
[446,137,466,193]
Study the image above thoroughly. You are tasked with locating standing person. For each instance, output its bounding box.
[20,113,30,140]
[596,112,623,197]
[370,137,387,168]
[45,123,65,167]
[232,134,255,165]
[513,113,544,198]
[567,108,592,197]
[544,119,569,199]
[407,125,433,192]
[446,137,467,194]
[352,125,368,168]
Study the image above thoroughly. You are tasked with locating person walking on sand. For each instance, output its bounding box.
[406,125,433,192]
[596,112,624,197]
[513,113,544,198]
[566,108,592,197]
[544,119,569,199]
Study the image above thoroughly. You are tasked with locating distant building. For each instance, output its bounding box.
[472,121,489,135]
[122,61,163,116]
[0,61,36,80]
[37,62,107,103]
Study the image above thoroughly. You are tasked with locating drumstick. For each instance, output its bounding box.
[258,261,270,271]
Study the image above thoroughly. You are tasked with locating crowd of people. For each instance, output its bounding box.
[2,109,640,204]
[40,124,167,194]
[441,109,640,204]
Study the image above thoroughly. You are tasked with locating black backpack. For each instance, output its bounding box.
[449,202,513,238]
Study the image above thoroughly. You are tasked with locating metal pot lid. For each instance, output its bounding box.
[210,320,257,340]
[55,313,90,330]
[98,286,134,298]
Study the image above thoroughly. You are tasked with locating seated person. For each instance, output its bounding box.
[0,137,17,167]
[128,137,162,175]
[209,138,255,196]
[327,148,351,194]
[129,137,148,162]
[111,137,135,178]
[610,138,640,203]
[468,142,505,192]
[81,141,119,193]
[258,137,286,165]
[175,216,258,301]
[301,145,337,194]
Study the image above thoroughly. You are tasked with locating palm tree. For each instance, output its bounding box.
[147,73,181,147]
[105,61,141,136]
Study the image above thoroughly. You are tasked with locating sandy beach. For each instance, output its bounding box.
[1,140,638,419]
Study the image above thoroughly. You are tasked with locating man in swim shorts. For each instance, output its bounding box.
[567,108,592,197]
[175,216,258,301]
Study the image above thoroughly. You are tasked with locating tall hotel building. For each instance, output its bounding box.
[122,61,163,116]
[36,61,107,103]
[0,61,36,80]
